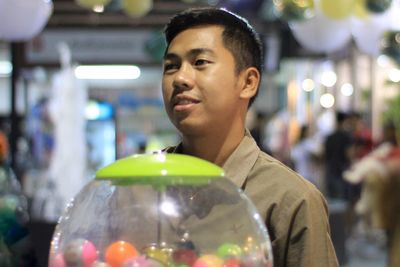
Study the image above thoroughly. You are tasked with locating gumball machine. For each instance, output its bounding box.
[49,154,273,267]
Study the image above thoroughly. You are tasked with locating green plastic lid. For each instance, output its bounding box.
[95,153,225,186]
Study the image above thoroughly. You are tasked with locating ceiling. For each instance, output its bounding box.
[49,0,213,28]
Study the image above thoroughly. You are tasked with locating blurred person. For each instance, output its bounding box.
[249,111,271,154]
[324,111,355,200]
[161,7,338,267]
[348,112,374,160]
[381,121,398,146]
[291,125,323,188]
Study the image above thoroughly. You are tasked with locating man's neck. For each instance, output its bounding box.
[180,126,246,167]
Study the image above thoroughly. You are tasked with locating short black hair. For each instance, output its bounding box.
[164,7,264,107]
[336,111,348,124]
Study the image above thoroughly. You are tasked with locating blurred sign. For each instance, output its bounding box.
[25,29,158,65]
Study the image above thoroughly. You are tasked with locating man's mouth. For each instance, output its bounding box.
[173,96,200,106]
[172,95,200,111]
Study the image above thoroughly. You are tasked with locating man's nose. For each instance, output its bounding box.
[173,63,194,90]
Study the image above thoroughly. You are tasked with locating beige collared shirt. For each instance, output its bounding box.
[165,130,339,267]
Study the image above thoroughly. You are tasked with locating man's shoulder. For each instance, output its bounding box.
[247,151,323,200]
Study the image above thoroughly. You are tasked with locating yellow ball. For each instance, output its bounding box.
[122,0,153,18]
[76,0,111,9]
[194,255,223,267]
[320,0,355,19]
[144,245,171,265]
[353,0,369,19]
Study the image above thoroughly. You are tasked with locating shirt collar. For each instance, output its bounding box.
[164,129,259,188]
[222,129,260,188]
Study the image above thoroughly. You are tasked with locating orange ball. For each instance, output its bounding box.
[105,241,138,267]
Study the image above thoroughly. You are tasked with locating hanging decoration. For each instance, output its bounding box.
[351,12,391,55]
[366,0,392,13]
[122,0,153,18]
[289,7,352,53]
[353,0,369,18]
[351,0,399,55]
[259,0,280,21]
[320,0,355,19]
[381,31,400,65]
[278,0,400,55]
[104,0,122,12]
[144,30,167,63]
[76,0,111,9]
[0,0,53,41]
[272,0,315,21]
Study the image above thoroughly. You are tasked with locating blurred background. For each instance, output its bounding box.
[1,0,400,266]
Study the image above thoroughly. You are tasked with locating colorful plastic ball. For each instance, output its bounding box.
[172,248,198,266]
[49,253,66,267]
[193,255,223,267]
[222,259,242,267]
[171,264,189,267]
[122,256,149,267]
[105,241,138,267]
[144,245,171,265]
[63,239,97,267]
[146,257,166,267]
[217,243,242,259]
[92,261,112,267]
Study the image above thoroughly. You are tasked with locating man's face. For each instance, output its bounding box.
[162,25,244,136]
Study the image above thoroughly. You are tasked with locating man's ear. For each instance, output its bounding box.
[239,67,260,100]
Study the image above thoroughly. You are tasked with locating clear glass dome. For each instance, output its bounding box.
[49,154,273,267]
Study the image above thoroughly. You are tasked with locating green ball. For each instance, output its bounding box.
[217,243,242,259]
[273,0,314,21]
[366,0,392,13]
[381,31,400,65]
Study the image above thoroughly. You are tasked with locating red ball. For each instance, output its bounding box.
[172,249,198,266]
[223,259,242,267]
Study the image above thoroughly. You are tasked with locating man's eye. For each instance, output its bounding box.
[194,59,209,66]
[164,63,178,73]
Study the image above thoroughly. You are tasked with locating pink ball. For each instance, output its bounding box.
[122,256,150,267]
[82,240,98,267]
[63,239,98,267]
[49,253,66,267]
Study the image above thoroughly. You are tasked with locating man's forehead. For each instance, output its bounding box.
[165,26,224,55]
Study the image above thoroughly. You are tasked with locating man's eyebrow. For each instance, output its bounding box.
[187,48,215,57]
[164,53,180,61]
[164,48,215,60]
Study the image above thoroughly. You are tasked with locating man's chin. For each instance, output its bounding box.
[174,121,205,137]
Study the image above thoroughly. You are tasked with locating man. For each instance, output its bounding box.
[161,7,338,267]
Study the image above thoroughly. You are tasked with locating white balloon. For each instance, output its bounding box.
[387,0,400,30]
[0,0,53,41]
[351,1,400,56]
[289,8,352,53]
[351,12,390,56]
